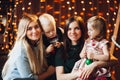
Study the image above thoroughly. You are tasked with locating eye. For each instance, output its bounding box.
[27,27,32,31]
[68,28,71,31]
[75,27,80,30]
[34,25,40,29]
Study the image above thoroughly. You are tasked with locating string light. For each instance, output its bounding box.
[0,0,119,54]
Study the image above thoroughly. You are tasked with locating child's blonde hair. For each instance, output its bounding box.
[87,16,107,41]
[39,13,56,31]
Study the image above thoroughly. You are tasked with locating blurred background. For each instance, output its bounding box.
[0,0,120,80]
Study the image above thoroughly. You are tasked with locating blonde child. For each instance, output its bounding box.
[38,13,64,80]
[73,16,111,80]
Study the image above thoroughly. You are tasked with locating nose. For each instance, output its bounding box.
[32,28,36,33]
[71,29,75,33]
[50,31,54,35]
[88,30,90,34]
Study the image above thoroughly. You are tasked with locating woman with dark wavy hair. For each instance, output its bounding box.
[55,16,86,80]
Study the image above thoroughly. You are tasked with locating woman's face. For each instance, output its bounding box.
[26,21,42,41]
[67,21,81,45]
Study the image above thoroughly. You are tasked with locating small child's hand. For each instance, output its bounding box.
[80,53,87,58]
[54,42,63,48]
[46,44,55,54]
[87,52,94,60]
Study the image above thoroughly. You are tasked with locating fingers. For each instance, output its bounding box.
[46,44,54,53]
[54,42,62,48]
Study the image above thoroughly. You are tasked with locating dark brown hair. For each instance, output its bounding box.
[63,16,86,59]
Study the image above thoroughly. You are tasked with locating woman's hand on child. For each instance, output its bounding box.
[79,62,97,79]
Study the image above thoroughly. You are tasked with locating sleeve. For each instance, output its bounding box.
[100,39,109,48]
[15,48,38,80]
[55,46,64,67]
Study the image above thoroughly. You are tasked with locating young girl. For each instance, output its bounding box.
[73,16,111,80]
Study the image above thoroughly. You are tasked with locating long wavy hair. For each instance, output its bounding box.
[2,13,48,77]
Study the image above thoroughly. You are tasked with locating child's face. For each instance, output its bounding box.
[87,23,100,39]
[43,23,57,39]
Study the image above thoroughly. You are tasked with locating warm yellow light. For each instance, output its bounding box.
[107,0,110,3]
[72,0,75,2]
[40,0,46,2]
[16,2,19,5]
[114,12,116,15]
[6,45,9,49]
[61,16,65,19]
[90,8,94,11]
[82,8,85,11]
[28,2,31,5]
[74,12,77,15]
[60,22,65,25]
[72,6,75,9]
[81,1,84,4]
[106,13,109,15]
[68,7,72,10]
[67,14,71,17]
[107,29,110,33]
[89,2,92,5]
[67,1,70,4]
[27,7,31,10]
[54,11,60,14]
[80,12,84,16]
[112,18,115,21]
[22,7,25,11]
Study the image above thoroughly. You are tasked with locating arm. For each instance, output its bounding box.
[80,44,87,58]
[45,44,55,54]
[80,56,118,79]
[38,66,55,80]
[16,54,38,79]
[56,66,80,80]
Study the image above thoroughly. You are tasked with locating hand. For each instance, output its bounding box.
[54,42,62,48]
[80,53,87,58]
[79,62,97,80]
[46,44,55,53]
[71,68,82,80]
[87,52,94,60]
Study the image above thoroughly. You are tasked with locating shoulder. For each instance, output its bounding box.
[99,39,109,48]
[85,38,90,44]
[12,41,26,57]
[57,27,64,34]
[100,39,109,44]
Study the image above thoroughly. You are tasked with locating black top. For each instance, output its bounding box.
[55,44,81,73]
[42,27,63,66]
